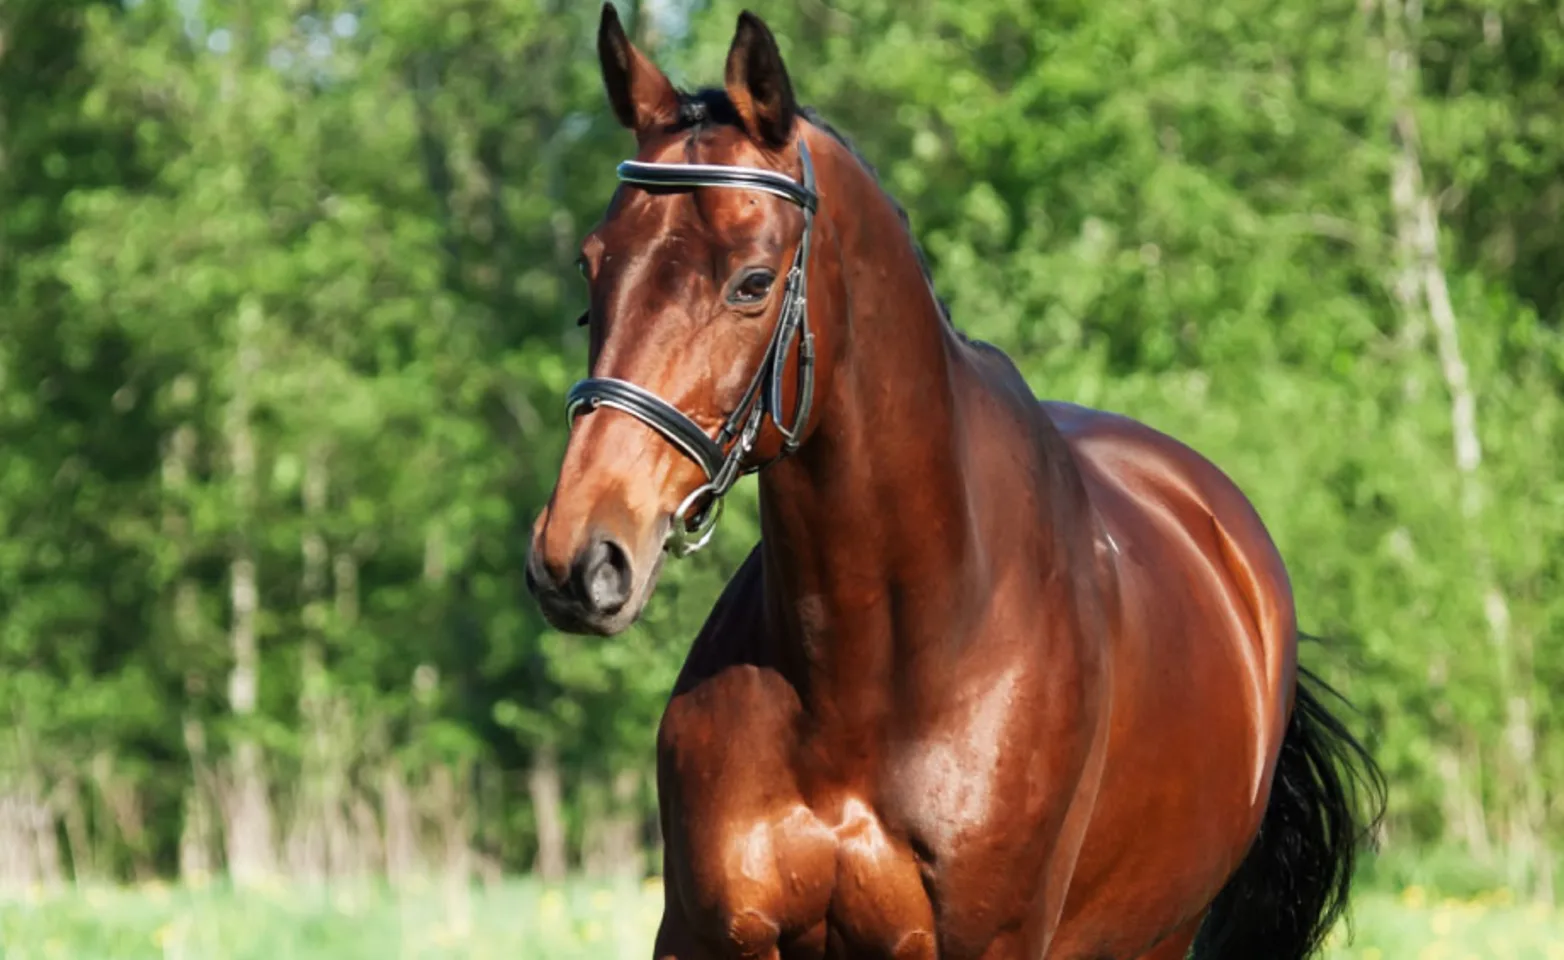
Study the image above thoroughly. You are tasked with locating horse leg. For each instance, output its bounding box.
[1134,913,1204,960]
[653,908,805,960]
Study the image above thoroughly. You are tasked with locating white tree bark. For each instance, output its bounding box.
[224,297,275,885]
[287,442,340,883]
[529,742,568,882]
[159,375,220,884]
[1380,0,1547,899]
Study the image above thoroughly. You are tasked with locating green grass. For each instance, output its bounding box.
[1,879,1561,959]
[0,878,661,960]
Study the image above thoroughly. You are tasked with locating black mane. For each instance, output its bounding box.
[674,88,952,324]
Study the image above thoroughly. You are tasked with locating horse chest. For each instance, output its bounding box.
[670,794,937,960]
[661,654,1064,958]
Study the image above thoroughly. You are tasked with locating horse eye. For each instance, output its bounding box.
[729,270,776,305]
[575,256,588,278]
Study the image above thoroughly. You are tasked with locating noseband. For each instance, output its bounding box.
[565,140,819,558]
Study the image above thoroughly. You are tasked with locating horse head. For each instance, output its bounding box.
[526,7,840,636]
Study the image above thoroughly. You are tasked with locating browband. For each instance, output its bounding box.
[616,160,819,213]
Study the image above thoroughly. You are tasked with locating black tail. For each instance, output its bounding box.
[1192,654,1387,960]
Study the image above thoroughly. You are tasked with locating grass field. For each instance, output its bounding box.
[1,879,1561,959]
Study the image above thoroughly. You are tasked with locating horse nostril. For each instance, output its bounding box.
[571,537,633,615]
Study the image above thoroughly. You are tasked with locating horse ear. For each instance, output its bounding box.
[723,11,798,149]
[598,3,679,138]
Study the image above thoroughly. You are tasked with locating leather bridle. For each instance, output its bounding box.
[565,139,819,558]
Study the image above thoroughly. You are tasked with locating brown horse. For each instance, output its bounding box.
[526,8,1385,959]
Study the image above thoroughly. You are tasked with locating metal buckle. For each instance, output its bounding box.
[666,483,723,558]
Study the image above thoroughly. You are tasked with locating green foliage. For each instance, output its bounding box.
[0,0,1558,895]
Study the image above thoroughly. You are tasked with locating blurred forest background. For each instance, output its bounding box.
[1,0,1561,911]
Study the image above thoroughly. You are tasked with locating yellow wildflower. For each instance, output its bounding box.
[540,887,567,923]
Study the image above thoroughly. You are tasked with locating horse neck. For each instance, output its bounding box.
[756,126,982,727]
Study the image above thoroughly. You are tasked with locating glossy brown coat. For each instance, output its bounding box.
[527,9,1382,960]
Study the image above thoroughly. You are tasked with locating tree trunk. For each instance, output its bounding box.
[528,741,567,882]
[288,441,336,884]
[160,377,220,884]
[57,774,93,884]
[224,296,275,885]
[382,760,419,887]
[605,766,645,880]
[0,759,62,892]
[89,752,154,883]
[179,681,218,885]
[431,762,473,935]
